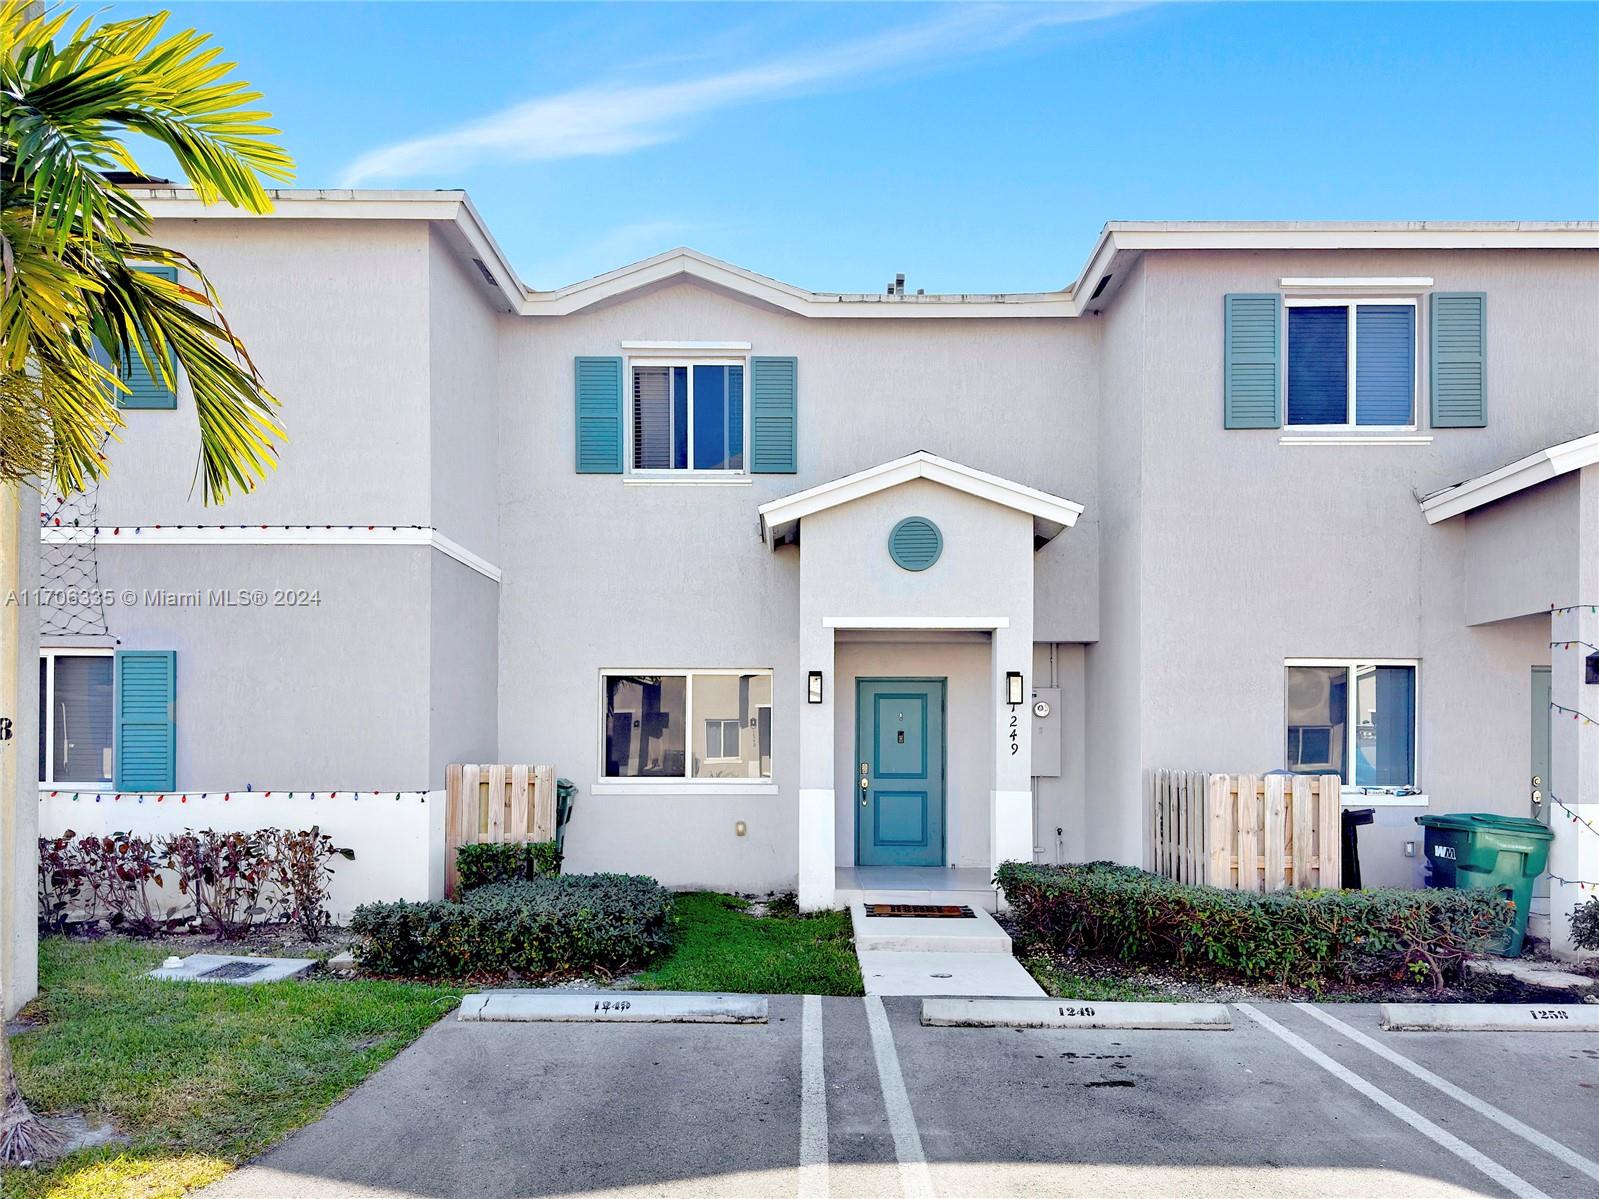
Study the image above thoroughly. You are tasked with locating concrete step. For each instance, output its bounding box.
[857,950,1044,997]
[835,885,999,913]
[850,899,1011,954]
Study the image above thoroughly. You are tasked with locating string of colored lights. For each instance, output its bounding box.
[41,790,431,804]
[1547,796,1599,891]
[1551,702,1598,727]
[1550,639,1599,652]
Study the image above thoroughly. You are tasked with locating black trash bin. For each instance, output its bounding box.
[1342,808,1375,889]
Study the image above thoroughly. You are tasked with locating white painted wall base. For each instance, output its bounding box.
[990,789,1033,874]
[798,788,836,910]
[37,788,445,922]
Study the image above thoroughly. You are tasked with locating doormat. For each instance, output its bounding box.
[864,904,976,919]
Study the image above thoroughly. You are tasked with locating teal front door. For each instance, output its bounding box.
[856,678,946,867]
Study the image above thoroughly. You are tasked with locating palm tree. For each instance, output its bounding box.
[1,2,293,1162]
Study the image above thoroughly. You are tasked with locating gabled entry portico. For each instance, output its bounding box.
[758,451,1084,910]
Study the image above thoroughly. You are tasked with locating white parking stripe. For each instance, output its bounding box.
[864,995,936,1199]
[799,995,829,1199]
[1297,1003,1599,1186]
[1237,1004,1552,1199]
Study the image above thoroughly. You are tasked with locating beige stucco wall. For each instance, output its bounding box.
[3,484,41,1016]
[1125,247,1595,887]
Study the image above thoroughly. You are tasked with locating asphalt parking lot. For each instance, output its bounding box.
[205,997,1599,1199]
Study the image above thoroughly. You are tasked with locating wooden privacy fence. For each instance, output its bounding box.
[1146,770,1343,892]
[445,764,557,896]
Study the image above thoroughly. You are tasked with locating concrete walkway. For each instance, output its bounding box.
[202,998,1599,1199]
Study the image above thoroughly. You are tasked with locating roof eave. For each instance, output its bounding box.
[1419,431,1599,523]
[757,451,1084,547]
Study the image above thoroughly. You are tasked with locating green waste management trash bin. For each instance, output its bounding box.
[1415,812,1553,957]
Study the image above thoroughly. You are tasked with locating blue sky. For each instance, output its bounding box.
[117,2,1598,293]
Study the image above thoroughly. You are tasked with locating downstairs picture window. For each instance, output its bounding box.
[1285,661,1417,788]
[39,650,114,786]
[603,671,773,780]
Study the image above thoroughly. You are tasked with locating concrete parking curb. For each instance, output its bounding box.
[921,997,1231,1029]
[458,992,768,1023]
[1380,1003,1599,1032]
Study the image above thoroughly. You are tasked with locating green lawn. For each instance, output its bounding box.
[632,892,864,996]
[1020,955,1174,1002]
[4,938,460,1199]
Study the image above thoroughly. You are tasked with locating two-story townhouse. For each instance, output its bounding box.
[17,194,1598,1007]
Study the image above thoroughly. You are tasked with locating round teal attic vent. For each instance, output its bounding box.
[888,517,943,572]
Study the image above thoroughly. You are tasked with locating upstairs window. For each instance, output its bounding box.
[1286,660,1417,789]
[630,362,745,472]
[1286,301,1416,427]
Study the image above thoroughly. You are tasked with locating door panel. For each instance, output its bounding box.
[1531,667,1552,900]
[857,679,945,867]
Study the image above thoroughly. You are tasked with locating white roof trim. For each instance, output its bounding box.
[520,247,1075,319]
[1419,431,1599,523]
[133,191,1598,322]
[757,450,1083,547]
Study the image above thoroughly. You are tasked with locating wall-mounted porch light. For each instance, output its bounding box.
[1005,671,1024,706]
[1587,651,1599,686]
[808,671,824,704]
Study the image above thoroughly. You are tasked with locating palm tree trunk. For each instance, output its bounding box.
[0,481,59,1164]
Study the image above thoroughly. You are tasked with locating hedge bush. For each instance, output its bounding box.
[1571,896,1599,952]
[455,840,562,890]
[996,861,1513,991]
[349,873,672,978]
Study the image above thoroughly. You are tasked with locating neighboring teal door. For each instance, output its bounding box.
[856,679,945,867]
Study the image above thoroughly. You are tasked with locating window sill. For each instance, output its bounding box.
[1341,788,1429,807]
[591,781,778,796]
[622,474,753,486]
[1280,433,1433,446]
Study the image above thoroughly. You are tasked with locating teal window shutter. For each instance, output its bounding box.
[1430,293,1486,428]
[750,356,797,473]
[114,650,175,791]
[574,356,624,473]
[1224,293,1282,428]
[118,266,178,410]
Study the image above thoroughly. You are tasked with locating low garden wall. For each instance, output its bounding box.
[36,787,446,922]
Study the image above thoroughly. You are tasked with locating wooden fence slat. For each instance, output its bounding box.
[510,765,531,839]
[1190,771,1205,884]
[533,764,557,841]
[1157,773,1170,876]
[1318,774,1342,889]
[444,764,464,897]
[487,765,507,842]
[460,765,482,847]
[1205,773,1228,885]
[1263,774,1287,892]
[1291,775,1312,889]
[1236,775,1260,893]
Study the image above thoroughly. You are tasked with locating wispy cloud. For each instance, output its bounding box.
[338,3,1140,186]
[531,219,701,285]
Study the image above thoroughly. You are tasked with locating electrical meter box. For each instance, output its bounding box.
[1030,687,1062,777]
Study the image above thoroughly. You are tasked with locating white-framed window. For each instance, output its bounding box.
[1285,298,1417,429]
[1285,659,1419,789]
[628,360,746,473]
[602,670,773,781]
[39,648,114,787]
